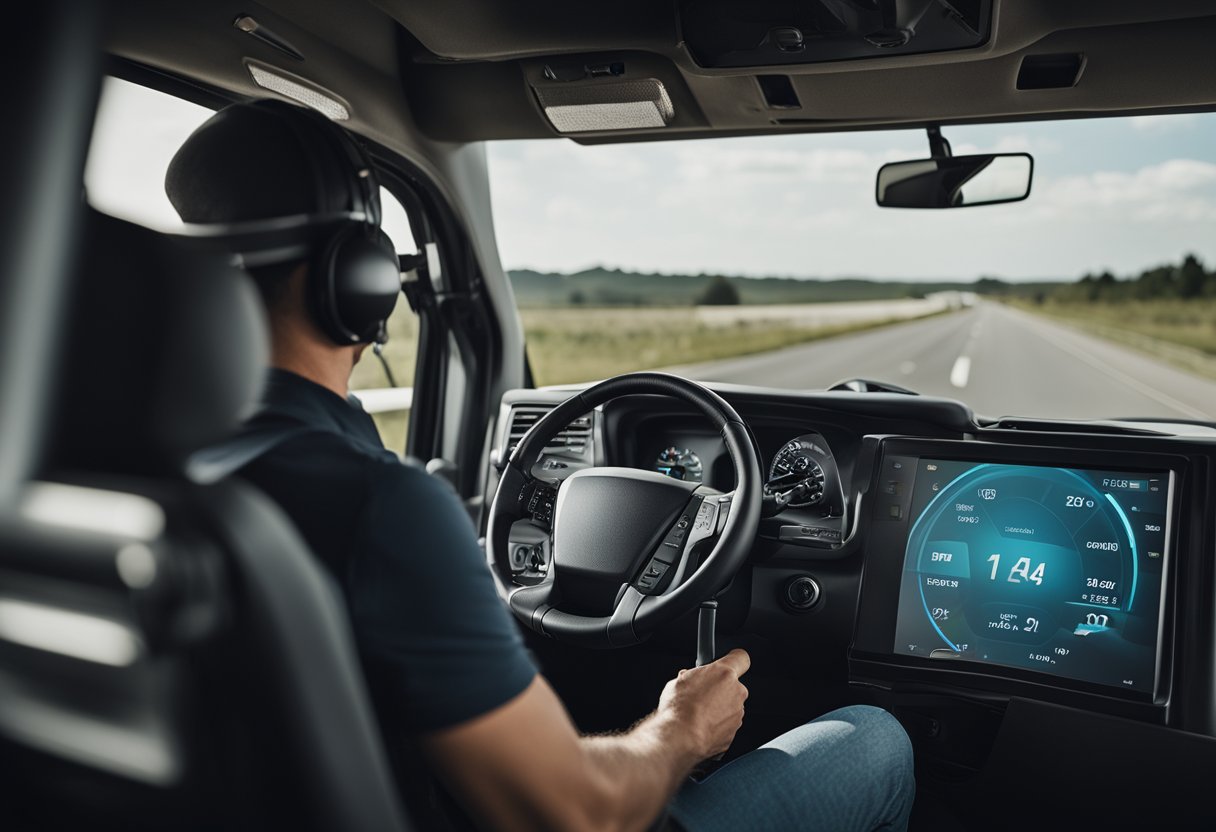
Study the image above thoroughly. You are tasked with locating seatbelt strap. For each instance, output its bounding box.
[187,423,316,484]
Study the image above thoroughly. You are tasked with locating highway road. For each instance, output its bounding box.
[669,302,1216,421]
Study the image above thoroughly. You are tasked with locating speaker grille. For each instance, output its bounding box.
[534,79,674,133]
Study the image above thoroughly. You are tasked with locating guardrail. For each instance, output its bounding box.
[351,387,414,414]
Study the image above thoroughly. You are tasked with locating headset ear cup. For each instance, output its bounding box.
[314,227,400,345]
[308,225,359,344]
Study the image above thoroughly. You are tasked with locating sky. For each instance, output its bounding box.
[86,77,1216,284]
[486,114,1216,281]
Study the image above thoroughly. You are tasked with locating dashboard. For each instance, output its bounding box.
[487,384,1216,731]
[610,409,855,551]
[653,433,838,511]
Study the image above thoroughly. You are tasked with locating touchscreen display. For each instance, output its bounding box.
[893,459,1169,693]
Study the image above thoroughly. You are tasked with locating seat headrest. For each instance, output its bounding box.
[50,210,268,476]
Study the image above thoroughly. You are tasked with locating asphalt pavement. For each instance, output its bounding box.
[669,302,1216,421]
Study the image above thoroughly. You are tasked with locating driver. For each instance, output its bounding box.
[166,100,915,832]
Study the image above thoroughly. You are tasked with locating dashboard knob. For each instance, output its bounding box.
[511,545,530,569]
[784,575,821,612]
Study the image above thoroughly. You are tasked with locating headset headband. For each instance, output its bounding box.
[172,211,372,268]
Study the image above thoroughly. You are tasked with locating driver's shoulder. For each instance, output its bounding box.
[233,425,401,515]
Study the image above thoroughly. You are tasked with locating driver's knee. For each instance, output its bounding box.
[822,705,915,830]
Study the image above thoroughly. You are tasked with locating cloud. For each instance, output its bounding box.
[672,144,905,185]
[1130,113,1200,132]
[487,122,1216,279]
[953,135,1061,156]
[1035,158,1216,222]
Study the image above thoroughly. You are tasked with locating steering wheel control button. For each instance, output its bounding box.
[783,575,821,612]
[657,496,706,562]
[693,501,718,533]
[635,558,671,593]
[524,482,558,526]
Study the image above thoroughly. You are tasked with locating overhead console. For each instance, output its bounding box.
[679,0,992,68]
[852,437,1182,721]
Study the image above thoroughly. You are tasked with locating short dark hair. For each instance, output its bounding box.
[246,261,301,317]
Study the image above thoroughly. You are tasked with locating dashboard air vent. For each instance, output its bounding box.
[507,407,593,456]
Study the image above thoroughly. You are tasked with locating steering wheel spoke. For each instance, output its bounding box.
[630,491,723,596]
[508,580,555,632]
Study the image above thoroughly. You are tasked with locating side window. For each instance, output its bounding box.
[85,77,212,230]
[86,77,420,451]
[349,189,419,452]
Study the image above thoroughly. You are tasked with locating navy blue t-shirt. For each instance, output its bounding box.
[238,369,536,734]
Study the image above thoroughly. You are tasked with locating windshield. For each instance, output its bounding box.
[487,114,1216,421]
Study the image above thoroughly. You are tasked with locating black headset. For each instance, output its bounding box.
[177,100,402,345]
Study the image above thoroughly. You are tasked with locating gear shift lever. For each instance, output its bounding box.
[695,599,727,762]
[695,599,718,668]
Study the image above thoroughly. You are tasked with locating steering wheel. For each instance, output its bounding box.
[487,373,763,648]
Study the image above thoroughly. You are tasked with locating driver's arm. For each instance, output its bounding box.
[422,649,750,832]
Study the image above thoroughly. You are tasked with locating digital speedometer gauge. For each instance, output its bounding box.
[655,447,703,483]
[892,460,1169,694]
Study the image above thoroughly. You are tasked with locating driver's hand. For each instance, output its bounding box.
[658,648,750,761]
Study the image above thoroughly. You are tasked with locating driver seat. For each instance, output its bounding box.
[0,209,410,831]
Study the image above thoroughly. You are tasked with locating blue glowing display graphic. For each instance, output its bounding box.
[893,460,1169,693]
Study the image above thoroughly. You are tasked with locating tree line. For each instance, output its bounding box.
[1047,254,1216,303]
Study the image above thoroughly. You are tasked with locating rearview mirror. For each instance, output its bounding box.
[876,153,1033,209]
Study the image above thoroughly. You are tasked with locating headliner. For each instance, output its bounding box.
[105,0,1216,149]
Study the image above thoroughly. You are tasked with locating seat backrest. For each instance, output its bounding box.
[0,210,410,831]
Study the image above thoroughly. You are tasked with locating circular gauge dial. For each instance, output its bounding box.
[907,465,1134,657]
[768,438,827,507]
[655,447,703,483]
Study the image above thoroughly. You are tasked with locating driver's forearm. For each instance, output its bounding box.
[580,711,702,832]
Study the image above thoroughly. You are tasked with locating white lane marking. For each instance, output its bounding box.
[948,306,984,389]
[899,361,917,375]
[950,355,972,388]
[1009,308,1210,420]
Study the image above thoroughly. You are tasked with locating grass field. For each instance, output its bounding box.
[521,304,947,386]
[350,306,418,452]
[349,301,948,450]
[1017,298,1216,380]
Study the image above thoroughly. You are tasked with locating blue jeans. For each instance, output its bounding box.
[670,705,915,832]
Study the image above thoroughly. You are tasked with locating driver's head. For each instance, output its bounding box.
[165,99,398,377]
